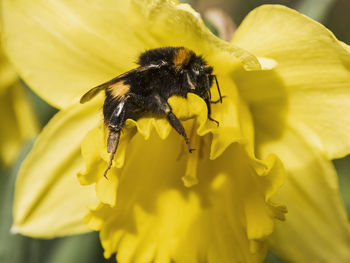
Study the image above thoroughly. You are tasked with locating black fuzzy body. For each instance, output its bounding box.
[104,47,198,123]
[81,46,220,177]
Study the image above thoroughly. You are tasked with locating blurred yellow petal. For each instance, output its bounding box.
[2,0,259,109]
[0,83,39,167]
[232,4,350,159]
[13,100,102,237]
[0,44,17,92]
[0,37,38,167]
[258,126,350,262]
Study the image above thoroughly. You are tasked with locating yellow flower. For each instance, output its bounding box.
[0,38,38,167]
[2,1,350,263]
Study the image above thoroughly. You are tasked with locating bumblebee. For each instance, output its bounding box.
[80,47,222,177]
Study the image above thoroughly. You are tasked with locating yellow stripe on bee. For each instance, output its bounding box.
[173,47,193,70]
[108,81,130,99]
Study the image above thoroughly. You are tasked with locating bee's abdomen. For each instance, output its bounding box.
[103,90,119,125]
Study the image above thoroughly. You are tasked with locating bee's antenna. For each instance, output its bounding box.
[104,130,121,179]
[213,75,222,103]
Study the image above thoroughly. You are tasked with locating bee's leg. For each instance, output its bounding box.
[129,93,194,153]
[103,100,126,178]
[205,98,219,127]
[166,111,195,153]
[210,96,226,104]
[151,94,194,153]
[104,130,120,178]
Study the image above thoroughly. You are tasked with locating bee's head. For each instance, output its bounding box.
[185,56,216,100]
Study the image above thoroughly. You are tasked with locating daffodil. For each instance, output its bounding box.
[2,1,350,262]
[0,37,38,167]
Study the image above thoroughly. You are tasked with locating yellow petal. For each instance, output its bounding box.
[0,84,39,166]
[232,5,350,159]
[84,131,284,263]
[78,126,127,207]
[2,0,259,109]
[0,37,37,166]
[78,85,285,262]
[129,0,260,72]
[13,99,102,237]
[79,88,254,196]
[258,126,350,262]
[0,43,17,93]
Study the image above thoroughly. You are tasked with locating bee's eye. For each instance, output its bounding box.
[193,69,200,76]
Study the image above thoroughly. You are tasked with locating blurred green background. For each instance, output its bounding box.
[1,0,349,262]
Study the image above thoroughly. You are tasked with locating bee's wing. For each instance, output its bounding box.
[80,85,105,104]
[80,73,130,104]
[80,62,168,104]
